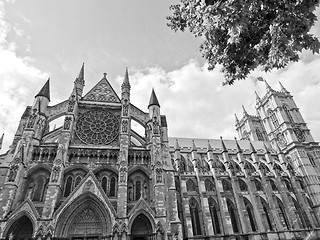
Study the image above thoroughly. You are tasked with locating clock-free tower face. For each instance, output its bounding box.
[76,109,120,145]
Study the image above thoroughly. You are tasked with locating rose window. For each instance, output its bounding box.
[76,110,119,145]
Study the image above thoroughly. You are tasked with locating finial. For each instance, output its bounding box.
[264,79,274,92]
[234,137,242,153]
[235,113,239,124]
[191,140,197,152]
[249,140,256,153]
[220,136,227,152]
[207,140,213,152]
[78,63,84,79]
[279,81,289,94]
[242,105,248,116]
[175,139,180,150]
[103,73,107,78]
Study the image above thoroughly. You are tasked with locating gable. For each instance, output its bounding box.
[83,77,120,103]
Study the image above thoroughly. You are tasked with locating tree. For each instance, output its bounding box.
[167,0,320,85]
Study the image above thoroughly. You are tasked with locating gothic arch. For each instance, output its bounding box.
[63,165,90,176]
[26,164,51,177]
[128,165,151,177]
[3,213,35,238]
[129,210,155,235]
[55,192,113,237]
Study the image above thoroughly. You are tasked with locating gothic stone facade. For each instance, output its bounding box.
[0,66,320,240]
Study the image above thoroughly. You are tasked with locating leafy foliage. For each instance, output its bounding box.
[167,0,320,85]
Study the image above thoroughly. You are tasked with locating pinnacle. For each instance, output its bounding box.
[220,136,227,152]
[191,140,197,152]
[175,139,180,150]
[264,79,274,92]
[207,140,213,152]
[234,137,242,153]
[122,67,131,89]
[249,141,256,153]
[242,105,248,116]
[78,63,84,80]
[279,81,289,93]
[148,89,160,108]
[35,78,50,101]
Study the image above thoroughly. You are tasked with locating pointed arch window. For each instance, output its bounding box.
[222,179,232,192]
[208,198,221,234]
[101,176,108,194]
[244,198,256,232]
[227,199,240,233]
[205,178,215,192]
[268,109,279,129]
[74,176,82,189]
[239,179,248,192]
[254,179,263,191]
[283,105,294,123]
[262,202,273,231]
[277,198,289,229]
[33,176,45,202]
[186,179,198,192]
[256,128,264,141]
[135,180,141,200]
[109,176,116,197]
[189,198,202,236]
[64,176,73,197]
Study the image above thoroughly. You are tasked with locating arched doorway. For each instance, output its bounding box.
[131,214,153,240]
[6,215,33,240]
[55,193,112,238]
[68,207,102,236]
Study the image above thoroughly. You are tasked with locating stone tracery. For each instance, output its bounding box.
[76,110,119,145]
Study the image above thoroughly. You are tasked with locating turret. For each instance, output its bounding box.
[148,89,161,136]
[33,78,50,113]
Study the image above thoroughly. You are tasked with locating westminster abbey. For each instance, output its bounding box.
[0,65,320,240]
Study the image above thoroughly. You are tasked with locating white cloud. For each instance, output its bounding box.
[116,58,320,144]
[0,1,48,153]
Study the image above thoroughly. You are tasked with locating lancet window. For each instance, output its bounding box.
[268,109,279,129]
[283,104,294,123]
[208,197,221,234]
[189,197,202,236]
[227,199,240,233]
[128,170,149,201]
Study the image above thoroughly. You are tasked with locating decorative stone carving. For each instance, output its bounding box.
[27,108,37,128]
[84,80,119,102]
[51,166,60,182]
[76,110,119,145]
[63,116,72,130]
[153,116,159,135]
[121,119,128,133]
[293,126,305,142]
[122,100,129,116]
[67,95,76,112]
[276,133,287,148]
[119,161,127,183]
[7,164,19,182]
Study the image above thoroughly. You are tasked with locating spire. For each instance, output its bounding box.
[234,137,242,153]
[249,141,256,153]
[35,78,50,101]
[0,133,3,151]
[220,136,227,152]
[207,140,213,152]
[175,139,180,150]
[148,89,160,108]
[242,105,248,116]
[122,67,131,89]
[78,63,84,80]
[279,81,289,94]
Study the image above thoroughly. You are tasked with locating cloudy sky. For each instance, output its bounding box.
[0,0,320,153]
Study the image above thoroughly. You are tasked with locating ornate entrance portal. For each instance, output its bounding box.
[131,214,153,240]
[68,208,102,236]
